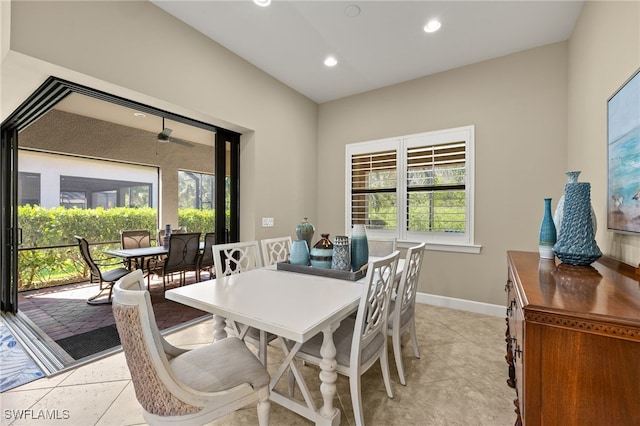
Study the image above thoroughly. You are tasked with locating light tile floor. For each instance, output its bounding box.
[0,304,515,426]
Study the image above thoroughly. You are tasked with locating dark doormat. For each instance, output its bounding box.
[55,324,121,360]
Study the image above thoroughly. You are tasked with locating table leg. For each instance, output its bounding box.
[212,314,228,341]
[318,327,340,422]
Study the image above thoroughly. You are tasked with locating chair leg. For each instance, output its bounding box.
[380,344,394,398]
[350,374,365,426]
[259,330,268,366]
[409,321,421,359]
[392,331,406,386]
[256,393,271,426]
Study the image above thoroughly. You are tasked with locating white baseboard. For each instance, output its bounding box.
[416,292,505,318]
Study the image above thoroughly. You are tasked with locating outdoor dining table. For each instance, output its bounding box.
[104,242,205,271]
[165,259,404,426]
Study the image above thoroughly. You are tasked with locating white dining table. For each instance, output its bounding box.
[165,259,404,425]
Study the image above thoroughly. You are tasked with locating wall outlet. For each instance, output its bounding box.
[262,217,274,227]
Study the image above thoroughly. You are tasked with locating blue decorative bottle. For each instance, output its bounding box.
[538,198,557,259]
[350,224,369,272]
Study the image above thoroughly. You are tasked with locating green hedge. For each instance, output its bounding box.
[18,206,216,291]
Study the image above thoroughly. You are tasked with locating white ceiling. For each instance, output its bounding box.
[152,0,585,104]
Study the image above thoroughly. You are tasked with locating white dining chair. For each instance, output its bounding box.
[291,251,400,426]
[212,241,276,365]
[112,270,271,426]
[387,242,426,385]
[367,237,397,257]
[260,236,292,266]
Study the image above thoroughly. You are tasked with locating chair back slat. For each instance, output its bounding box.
[74,235,102,280]
[352,251,400,364]
[163,232,201,274]
[396,242,426,317]
[121,230,151,249]
[213,241,262,277]
[260,236,292,265]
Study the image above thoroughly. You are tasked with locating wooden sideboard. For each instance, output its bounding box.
[505,251,640,426]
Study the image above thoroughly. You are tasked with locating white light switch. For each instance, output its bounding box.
[262,217,274,227]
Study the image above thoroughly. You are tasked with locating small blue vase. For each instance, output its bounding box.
[350,224,369,272]
[290,240,310,266]
[538,198,557,259]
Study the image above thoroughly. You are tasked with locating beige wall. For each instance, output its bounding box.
[1,0,318,242]
[3,1,639,308]
[568,1,640,266]
[318,43,569,306]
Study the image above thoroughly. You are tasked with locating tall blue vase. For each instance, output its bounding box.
[538,198,557,259]
[552,181,602,266]
[350,224,369,272]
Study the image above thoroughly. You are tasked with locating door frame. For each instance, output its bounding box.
[1,76,241,313]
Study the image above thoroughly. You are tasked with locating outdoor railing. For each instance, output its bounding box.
[18,241,121,292]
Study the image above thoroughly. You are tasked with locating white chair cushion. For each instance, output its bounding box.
[387,300,414,330]
[170,337,270,392]
[297,317,385,367]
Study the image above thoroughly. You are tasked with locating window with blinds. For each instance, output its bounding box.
[406,141,466,233]
[346,126,474,248]
[351,149,397,230]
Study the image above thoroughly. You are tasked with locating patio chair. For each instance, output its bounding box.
[112,270,271,426]
[291,251,400,426]
[121,229,152,267]
[212,241,276,365]
[196,232,216,281]
[159,232,201,291]
[260,236,292,266]
[74,235,130,305]
[387,242,426,385]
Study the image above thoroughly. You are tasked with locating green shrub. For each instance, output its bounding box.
[17,206,217,291]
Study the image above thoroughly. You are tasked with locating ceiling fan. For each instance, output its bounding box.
[156,118,195,147]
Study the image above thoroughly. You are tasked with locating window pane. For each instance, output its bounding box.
[407,141,466,233]
[179,170,214,210]
[407,190,466,233]
[18,172,41,206]
[351,150,397,229]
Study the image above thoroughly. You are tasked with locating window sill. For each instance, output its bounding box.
[398,241,482,254]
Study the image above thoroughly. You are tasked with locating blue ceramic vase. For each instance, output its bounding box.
[552,181,602,266]
[290,240,310,266]
[538,198,557,259]
[350,224,369,272]
[295,218,315,252]
[310,234,333,269]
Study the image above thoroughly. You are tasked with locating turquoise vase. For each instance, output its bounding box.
[350,224,369,272]
[538,198,557,259]
[290,240,310,266]
[295,218,315,252]
[552,181,602,266]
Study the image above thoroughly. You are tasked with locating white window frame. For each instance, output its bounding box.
[345,125,480,254]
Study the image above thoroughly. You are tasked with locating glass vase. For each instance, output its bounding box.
[310,234,333,269]
[538,198,557,259]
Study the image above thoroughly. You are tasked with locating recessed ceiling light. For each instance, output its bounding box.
[324,56,338,67]
[254,0,271,7]
[133,112,146,118]
[424,19,442,33]
[345,4,361,18]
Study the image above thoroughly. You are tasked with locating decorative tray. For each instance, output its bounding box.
[276,261,365,281]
